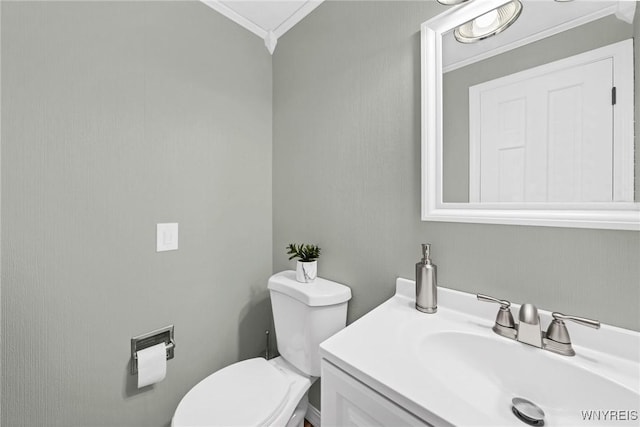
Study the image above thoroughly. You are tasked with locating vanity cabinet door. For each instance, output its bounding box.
[321,360,431,427]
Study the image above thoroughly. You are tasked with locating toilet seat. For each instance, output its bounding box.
[172,358,292,427]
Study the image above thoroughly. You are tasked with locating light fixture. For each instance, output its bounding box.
[454,0,523,43]
[436,0,469,5]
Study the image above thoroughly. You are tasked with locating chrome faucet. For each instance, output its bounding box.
[516,303,543,348]
[544,312,601,356]
[477,294,600,356]
[476,294,516,339]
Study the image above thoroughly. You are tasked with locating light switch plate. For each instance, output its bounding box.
[157,223,178,252]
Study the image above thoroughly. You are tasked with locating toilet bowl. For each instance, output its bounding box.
[171,271,351,427]
[171,357,312,427]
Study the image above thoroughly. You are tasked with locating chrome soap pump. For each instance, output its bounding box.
[416,243,437,313]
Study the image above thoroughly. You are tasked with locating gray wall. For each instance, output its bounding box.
[3,0,640,424]
[273,0,640,408]
[443,15,636,202]
[1,2,272,426]
[0,2,3,423]
[636,10,640,203]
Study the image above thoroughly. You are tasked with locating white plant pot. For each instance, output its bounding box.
[296,261,317,283]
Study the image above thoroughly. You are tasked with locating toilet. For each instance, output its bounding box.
[172,270,351,427]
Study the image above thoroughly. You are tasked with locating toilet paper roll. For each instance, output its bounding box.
[137,343,167,388]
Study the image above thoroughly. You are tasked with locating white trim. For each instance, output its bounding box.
[613,38,635,201]
[305,402,321,427]
[421,0,640,231]
[273,1,324,39]
[200,0,267,39]
[421,206,640,231]
[200,0,324,54]
[468,81,480,204]
[265,31,278,55]
[615,0,636,24]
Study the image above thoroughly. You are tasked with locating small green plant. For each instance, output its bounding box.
[286,243,321,262]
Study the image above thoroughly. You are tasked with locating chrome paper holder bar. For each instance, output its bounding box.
[131,325,175,375]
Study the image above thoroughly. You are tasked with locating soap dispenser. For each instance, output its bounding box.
[416,243,437,313]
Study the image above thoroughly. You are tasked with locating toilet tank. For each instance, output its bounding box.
[268,271,351,377]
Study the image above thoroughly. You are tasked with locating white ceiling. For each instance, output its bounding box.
[201,0,324,54]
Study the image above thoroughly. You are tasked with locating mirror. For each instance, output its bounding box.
[421,0,639,230]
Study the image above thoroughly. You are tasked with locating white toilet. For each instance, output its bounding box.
[172,270,351,427]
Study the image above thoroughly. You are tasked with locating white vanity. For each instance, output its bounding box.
[320,279,640,426]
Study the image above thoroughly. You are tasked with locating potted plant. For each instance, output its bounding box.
[286,243,321,283]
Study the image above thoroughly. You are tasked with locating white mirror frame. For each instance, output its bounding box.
[421,0,640,231]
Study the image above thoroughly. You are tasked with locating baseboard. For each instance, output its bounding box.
[305,403,321,427]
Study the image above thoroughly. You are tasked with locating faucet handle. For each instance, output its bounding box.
[551,312,601,329]
[544,312,600,357]
[476,294,516,337]
[477,294,511,309]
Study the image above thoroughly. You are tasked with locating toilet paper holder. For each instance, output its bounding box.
[131,325,175,375]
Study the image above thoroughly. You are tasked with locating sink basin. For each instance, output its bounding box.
[321,278,640,427]
[419,331,640,426]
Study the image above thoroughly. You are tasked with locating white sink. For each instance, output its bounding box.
[321,278,640,426]
[419,331,640,426]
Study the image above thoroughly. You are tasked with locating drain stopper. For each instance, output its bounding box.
[511,397,545,426]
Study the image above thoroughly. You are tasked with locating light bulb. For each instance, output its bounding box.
[474,10,499,30]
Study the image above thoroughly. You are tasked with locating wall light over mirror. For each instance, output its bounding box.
[454,0,523,43]
[421,0,640,230]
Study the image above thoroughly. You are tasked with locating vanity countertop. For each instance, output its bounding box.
[319,279,640,426]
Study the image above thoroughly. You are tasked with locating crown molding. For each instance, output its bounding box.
[272,0,323,39]
[201,1,267,38]
[200,0,324,55]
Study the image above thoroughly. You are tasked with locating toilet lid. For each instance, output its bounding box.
[173,358,291,427]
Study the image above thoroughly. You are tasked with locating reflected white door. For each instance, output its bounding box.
[469,41,633,204]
